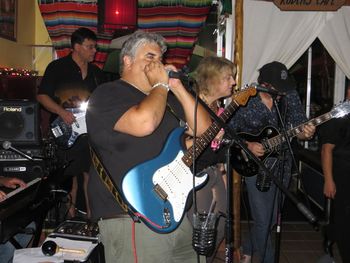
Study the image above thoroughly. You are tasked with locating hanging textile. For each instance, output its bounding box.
[138,0,212,69]
[236,0,350,85]
[39,0,212,69]
[38,0,113,68]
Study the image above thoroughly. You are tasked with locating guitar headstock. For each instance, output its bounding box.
[330,100,350,118]
[232,86,257,106]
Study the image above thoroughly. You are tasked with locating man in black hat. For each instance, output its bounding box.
[258,61,296,93]
[229,61,315,263]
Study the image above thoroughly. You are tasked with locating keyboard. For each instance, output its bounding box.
[0,177,41,203]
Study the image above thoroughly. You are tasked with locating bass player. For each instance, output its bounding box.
[37,27,105,219]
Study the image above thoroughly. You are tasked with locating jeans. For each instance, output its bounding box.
[242,175,278,263]
[0,222,36,263]
[242,155,292,263]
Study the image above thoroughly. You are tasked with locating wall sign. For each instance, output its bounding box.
[273,0,345,11]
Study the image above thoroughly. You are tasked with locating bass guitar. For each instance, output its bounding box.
[50,107,87,149]
[121,86,257,233]
[232,100,350,177]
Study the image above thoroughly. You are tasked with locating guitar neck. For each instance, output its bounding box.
[182,100,239,167]
[266,112,332,149]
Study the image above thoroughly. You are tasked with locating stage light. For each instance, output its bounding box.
[98,0,137,32]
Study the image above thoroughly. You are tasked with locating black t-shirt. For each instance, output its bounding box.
[319,114,350,161]
[196,145,226,172]
[38,54,104,176]
[86,79,185,219]
[38,54,104,109]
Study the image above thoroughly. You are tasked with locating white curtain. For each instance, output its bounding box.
[238,0,350,86]
[319,7,350,79]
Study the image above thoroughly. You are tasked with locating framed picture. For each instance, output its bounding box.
[0,0,17,41]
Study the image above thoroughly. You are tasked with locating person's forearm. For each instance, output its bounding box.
[136,87,169,132]
[321,144,334,182]
[36,94,65,116]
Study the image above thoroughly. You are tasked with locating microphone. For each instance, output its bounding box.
[2,141,34,161]
[296,202,319,230]
[252,83,286,96]
[167,69,190,80]
[192,212,217,256]
[42,240,86,256]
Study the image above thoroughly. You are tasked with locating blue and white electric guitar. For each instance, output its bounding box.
[51,102,88,149]
[122,86,257,233]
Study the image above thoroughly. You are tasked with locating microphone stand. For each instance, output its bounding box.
[271,95,287,263]
[182,82,264,262]
[186,91,240,263]
[184,87,319,263]
[217,112,318,263]
[2,141,44,162]
[271,95,316,263]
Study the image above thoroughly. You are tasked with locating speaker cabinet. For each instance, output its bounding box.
[98,0,137,32]
[0,100,40,146]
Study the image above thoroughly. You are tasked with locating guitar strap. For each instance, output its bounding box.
[166,103,186,127]
[89,103,183,222]
[277,96,288,126]
[90,146,140,222]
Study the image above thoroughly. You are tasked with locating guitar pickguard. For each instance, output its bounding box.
[153,151,207,222]
[122,127,208,233]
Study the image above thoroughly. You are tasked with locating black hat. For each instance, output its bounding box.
[258,61,295,92]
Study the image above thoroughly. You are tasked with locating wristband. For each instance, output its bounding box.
[152,82,170,92]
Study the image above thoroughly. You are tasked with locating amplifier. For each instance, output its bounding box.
[48,220,99,242]
[0,160,45,182]
[0,100,40,146]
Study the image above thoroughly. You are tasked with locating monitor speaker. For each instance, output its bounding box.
[0,100,40,146]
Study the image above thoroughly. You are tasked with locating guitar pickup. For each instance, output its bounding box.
[154,184,168,201]
[51,126,63,138]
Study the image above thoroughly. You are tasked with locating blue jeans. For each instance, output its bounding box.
[242,175,279,263]
[242,155,292,263]
[0,222,36,263]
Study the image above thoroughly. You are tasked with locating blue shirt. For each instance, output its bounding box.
[229,89,307,135]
